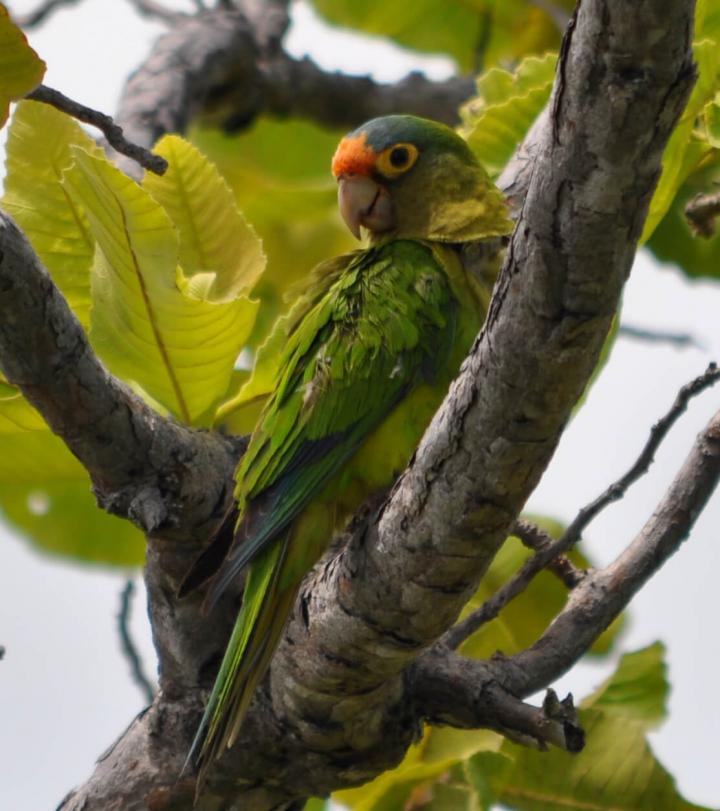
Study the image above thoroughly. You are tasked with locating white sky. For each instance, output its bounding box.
[1,2,719,809]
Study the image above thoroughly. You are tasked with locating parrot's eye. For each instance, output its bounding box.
[375,142,419,178]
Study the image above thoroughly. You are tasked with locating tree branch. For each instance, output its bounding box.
[410,653,585,752]
[498,405,720,697]
[112,7,474,174]
[124,0,187,24]
[13,0,85,28]
[444,363,720,649]
[26,85,168,175]
[117,580,156,706]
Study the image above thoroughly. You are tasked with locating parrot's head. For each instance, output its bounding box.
[331,115,512,244]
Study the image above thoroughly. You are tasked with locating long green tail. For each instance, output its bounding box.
[186,533,296,791]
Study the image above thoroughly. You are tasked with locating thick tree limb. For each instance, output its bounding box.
[113,6,474,175]
[0,0,703,809]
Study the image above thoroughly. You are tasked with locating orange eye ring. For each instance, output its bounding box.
[375,142,419,178]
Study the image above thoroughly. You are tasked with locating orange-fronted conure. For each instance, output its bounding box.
[182,114,512,788]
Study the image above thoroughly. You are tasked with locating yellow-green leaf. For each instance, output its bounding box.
[0,385,46,433]
[641,38,720,241]
[62,147,260,425]
[335,727,502,811]
[490,712,711,811]
[582,642,668,727]
[2,100,101,328]
[0,479,144,566]
[0,5,45,127]
[461,53,556,178]
[143,135,265,303]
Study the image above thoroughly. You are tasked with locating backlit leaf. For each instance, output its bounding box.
[461,53,556,177]
[62,147,260,425]
[2,100,101,328]
[0,6,45,127]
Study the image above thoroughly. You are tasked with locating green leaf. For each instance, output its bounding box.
[646,158,720,278]
[582,642,669,727]
[335,727,503,811]
[641,39,720,242]
[0,431,144,567]
[2,100,102,328]
[143,135,265,303]
[0,386,46,433]
[62,146,261,425]
[490,712,712,811]
[0,6,45,127]
[308,0,570,73]
[191,118,354,344]
[461,52,557,177]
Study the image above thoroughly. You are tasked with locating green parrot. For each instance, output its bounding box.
[182,114,512,788]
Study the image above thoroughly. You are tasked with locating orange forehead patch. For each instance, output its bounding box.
[331,132,376,178]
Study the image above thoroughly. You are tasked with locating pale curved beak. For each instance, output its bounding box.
[337,175,395,239]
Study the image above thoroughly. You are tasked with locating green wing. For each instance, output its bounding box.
[204,238,458,607]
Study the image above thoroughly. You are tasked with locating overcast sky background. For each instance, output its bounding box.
[1,2,719,809]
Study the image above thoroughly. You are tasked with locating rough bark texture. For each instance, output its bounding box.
[0,0,709,809]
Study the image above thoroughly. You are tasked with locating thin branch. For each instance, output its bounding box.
[501,405,720,697]
[444,363,720,649]
[14,0,85,28]
[685,188,720,237]
[513,519,585,588]
[25,85,168,175]
[125,0,186,23]
[117,581,156,705]
[619,323,701,349]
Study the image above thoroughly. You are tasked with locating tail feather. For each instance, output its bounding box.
[188,533,297,794]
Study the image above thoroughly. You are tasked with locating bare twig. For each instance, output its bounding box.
[685,189,720,237]
[444,363,720,649]
[619,324,701,349]
[25,85,168,175]
[25,85,169,175]
[124,0,186,22]
[14,0,84,28]
[118,581,156,705]
[502,406,720,697]
[513,519,585,588]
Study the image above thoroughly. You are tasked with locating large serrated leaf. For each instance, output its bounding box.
[2,100,102,328]
[0,6,45,127]
[335,727,503,811]
[461,53,556,178]
[490,712,712,811]
[62,147,260,425]
[143,135,265,303]
[582,642,669,728]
